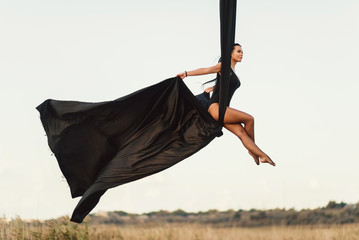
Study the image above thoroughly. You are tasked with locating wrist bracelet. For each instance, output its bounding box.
[185,71,188,77]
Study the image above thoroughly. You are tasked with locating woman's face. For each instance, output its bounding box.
[231,45,243,62]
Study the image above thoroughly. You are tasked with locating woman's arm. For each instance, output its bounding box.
[177,63,221,79]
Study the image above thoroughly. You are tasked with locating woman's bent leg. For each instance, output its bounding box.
[209,103,275,166]
[209,103,255,140]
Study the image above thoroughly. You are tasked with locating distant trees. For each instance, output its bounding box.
[88,201,359,227]
[232,210,241,220]
[326,201,347,209]
[172,209,188,217]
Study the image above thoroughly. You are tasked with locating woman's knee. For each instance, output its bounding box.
[246,114,255,126]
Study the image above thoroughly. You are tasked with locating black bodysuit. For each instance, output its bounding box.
[208,69,241,107]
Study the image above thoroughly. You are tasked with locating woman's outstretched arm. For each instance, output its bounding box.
[177,63,221,79]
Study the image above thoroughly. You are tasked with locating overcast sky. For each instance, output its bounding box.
[0,0,358,220]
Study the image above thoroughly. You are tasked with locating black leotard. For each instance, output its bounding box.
[208,69,240,107]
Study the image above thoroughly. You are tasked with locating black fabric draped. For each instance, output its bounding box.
[37,77,222,222]
[219,0,237,125]
[37,1,237,223]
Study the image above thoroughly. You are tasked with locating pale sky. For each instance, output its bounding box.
[0,0,358,220]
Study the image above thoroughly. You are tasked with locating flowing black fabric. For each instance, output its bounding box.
[37,0,238,224]
[37,77,222,223]
[219,0,237,125]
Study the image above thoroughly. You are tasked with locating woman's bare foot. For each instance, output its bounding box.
[248,151,260,165]
[259,155,276,166]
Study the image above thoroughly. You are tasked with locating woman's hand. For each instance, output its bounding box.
[176,72,187,79]
[205,86,214,93]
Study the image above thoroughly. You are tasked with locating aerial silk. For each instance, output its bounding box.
[219,0,237,124]
[37,0,237,223]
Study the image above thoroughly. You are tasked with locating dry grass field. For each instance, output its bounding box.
[1,216,359,240]
[80,223,359,240]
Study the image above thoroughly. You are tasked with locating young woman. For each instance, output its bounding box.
[177,44,275,166]
[37,43,274,223]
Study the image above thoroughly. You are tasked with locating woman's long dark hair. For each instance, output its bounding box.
[202,43,241,87]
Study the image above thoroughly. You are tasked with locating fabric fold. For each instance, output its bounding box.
[37,77,222,223]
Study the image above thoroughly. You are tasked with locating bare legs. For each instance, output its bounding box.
[208,103,275,166]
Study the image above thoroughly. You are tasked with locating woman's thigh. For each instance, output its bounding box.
[208,103,253,124]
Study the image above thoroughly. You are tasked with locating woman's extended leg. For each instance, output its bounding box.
[225,123,275,166]
[210,104,258,162]
[208,103,275,166]
[209,104,254,138]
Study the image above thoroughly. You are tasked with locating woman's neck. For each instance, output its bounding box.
[231,59,237,70]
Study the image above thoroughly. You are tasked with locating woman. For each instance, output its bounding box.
[37,44,274,223]
[177,44,275,166]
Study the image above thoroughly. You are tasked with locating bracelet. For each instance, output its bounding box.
[185,71,188,77]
